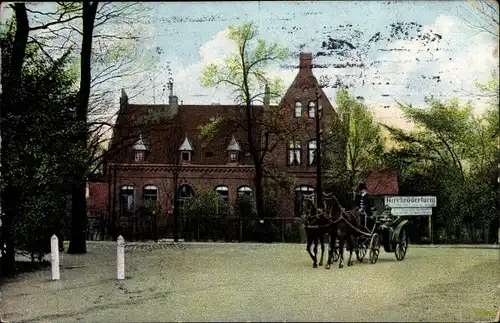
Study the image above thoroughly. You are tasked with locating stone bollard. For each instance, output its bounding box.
[50,234,60,280]
[116,235,125,280]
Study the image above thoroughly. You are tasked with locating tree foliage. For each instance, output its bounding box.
[183,191,229,218]
[1,24,82,262]
[383,96,498,243]
[325,89,385,191]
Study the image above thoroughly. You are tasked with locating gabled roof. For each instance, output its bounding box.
[226,134,241,151]
[179,135,194,151]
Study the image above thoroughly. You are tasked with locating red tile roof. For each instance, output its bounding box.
[109,104,269,165]
[366,168,399,196]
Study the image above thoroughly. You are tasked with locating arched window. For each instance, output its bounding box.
[294,185,315,217]
[143,185,158,201]
[215,185,229,203]
[177,184,194,212]
[294,101,302,118]
[308,101,315,118]
[287,140,301,166]
[120,185,135,217]
[237,186,252,197]
[308,139,317,166]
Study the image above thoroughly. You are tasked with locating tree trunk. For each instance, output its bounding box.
[68,1,99,254]
[68,182,87,253]
[254,163,265,219]
[0,3,29,276]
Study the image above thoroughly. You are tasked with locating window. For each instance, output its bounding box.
[134,151,144,162]
[120,185,135,217]
[294,185,315,217]
[229,151,237,162]
[215,185,229,203]
[308,140,317,166]
[143,185,158,201]
[182,151,191,162]
[308,101,315,118]
[177,184,194,214]
[205,151,214,158]
[294,102,302,118]
[287,141,301,166]
[237,186,252,197]
[133,134,148,163]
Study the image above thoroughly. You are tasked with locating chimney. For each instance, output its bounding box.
[168,81,174,97]
[120,88,128,107]
[263,83,270,109]
[299,52,313,70]
[168,81,178,116]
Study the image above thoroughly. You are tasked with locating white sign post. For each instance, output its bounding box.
[385,196,437,208]
[117,235,125,280]
[385,196,437,244]
[50,234,60,280]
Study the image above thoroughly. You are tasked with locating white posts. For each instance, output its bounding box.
[50,234,60,280]
[116,235,125,280]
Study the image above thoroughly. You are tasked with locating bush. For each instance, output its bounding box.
[235,194,257,217]
[136,200,161,240]
[184,190,229,218]
[13,191,67,262]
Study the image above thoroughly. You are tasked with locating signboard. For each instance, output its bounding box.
[391,207,433,216]
[385,196,437,208]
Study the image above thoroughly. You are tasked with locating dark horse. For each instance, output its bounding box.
[301,194,334,268]
[325,192,364,269]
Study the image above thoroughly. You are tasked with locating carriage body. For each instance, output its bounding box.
[367,208,409,262]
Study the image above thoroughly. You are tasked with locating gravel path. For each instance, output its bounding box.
[1,243,498,322]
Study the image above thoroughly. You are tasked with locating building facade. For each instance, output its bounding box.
[100,53,398,239]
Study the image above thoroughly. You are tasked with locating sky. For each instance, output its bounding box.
[131,0,499,129]
[1,1,498,130]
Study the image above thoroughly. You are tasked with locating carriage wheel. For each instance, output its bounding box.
[332,236,340,262]
[395,227,409,261]
[369,233,380,264]
[356,237,367,262]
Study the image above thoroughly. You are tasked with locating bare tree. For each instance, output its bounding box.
[459,0,499,39]
[200,22,308,223]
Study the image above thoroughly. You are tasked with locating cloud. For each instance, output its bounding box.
[129,11,497,132]
[132,29,241,105]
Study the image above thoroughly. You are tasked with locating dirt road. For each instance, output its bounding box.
[1,243,498,322]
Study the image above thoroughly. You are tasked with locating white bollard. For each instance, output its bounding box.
[50,234,60,280]
[116,235,125,280]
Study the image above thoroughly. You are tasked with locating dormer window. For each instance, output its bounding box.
[135,151,145,162]
[178,135,194,163]
[294,102,302,118]
[229,151,237,162]
[182,152,191,162]
[226,134,241,164]
[133,134,148,163]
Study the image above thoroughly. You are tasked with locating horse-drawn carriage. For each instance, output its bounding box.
[330,206,410,264]
[301,192,409,268]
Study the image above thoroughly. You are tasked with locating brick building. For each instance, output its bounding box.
[101,53,398,239]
